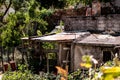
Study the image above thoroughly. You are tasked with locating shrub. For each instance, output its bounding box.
[2,64,57,80]
[2,64,40,80]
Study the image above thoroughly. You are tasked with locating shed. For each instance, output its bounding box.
[73,34,120,70]
[32,32,90,72]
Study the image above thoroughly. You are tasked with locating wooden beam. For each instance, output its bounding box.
[70,43,75,72]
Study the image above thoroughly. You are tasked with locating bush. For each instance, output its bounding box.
[2,71,59,80]
[2,55,120,80]
[2,64,57,80]
[2,64,40,80]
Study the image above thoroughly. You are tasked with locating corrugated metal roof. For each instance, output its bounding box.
[75,34,120,46]
[32,32,90,42]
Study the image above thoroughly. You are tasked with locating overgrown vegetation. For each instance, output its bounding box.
[66,0,111,6]
[1,0,119,80]
[2,55,120,80]
[0,0,55,48]
[0,0,112,49]
[0,0,55,75]
[2,64,45,80]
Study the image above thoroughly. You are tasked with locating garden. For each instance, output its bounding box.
[2,55,120,80]
[0,0,120,80]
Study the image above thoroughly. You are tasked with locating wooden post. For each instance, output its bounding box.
[1,47,3,68]
[65,65,68,80]
[58,43,63,66]
[1,47,4,72]
[117,47,120,59]
[46,53,49,72]
[22,40,24,63]
[7,48,9,62]
[70,43,75,72]
[12,47,15,60]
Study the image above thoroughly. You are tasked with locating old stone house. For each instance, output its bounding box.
[63,14,120,71]
[20,0,120,72]
[30,15,120,72]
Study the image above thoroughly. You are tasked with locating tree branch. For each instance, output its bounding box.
[0,0,12,22]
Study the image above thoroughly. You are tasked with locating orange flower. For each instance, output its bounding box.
[56,66,67,80]
[61,77,66,80]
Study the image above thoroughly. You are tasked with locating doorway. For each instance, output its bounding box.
[103,51,112,62]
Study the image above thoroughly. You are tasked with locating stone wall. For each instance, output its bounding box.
[73,44,116,70]
[63,14,120,33]
[114,0,120,7]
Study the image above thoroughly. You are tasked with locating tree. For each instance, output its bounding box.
[0,0,51,48]
[66,0,112,6]
[36,0,66,9]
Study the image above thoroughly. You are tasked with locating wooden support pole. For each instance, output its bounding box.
[58,43,63,66]
[22,40,24,63]
[46,53,49,73]
[12,47,15,60]
[7,48,9,63]
[70,43,75,72]
[1,47,4,72]
[65,65,68,80]
[1,48,3,67]
[118,48,120,59]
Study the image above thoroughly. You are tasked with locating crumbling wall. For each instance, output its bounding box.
[45,8,86,32]
[63,14,120,33]
[73,44,115,70]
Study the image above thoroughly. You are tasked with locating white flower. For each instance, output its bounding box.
[90,55,98,64]
[97,72,103,78]
[92,58,98,64]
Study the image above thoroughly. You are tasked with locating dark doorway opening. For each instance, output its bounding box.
[103,51,112,62]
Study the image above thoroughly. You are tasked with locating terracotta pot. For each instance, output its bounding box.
[3,63,8,71]
[10,61,16,71]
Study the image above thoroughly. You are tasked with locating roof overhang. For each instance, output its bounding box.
[75,34,120,47]
[21,32,90,42]
[32,32,90,42]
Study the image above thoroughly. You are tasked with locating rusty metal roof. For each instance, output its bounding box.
[75,34,120,47]
[32,32,90,42]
